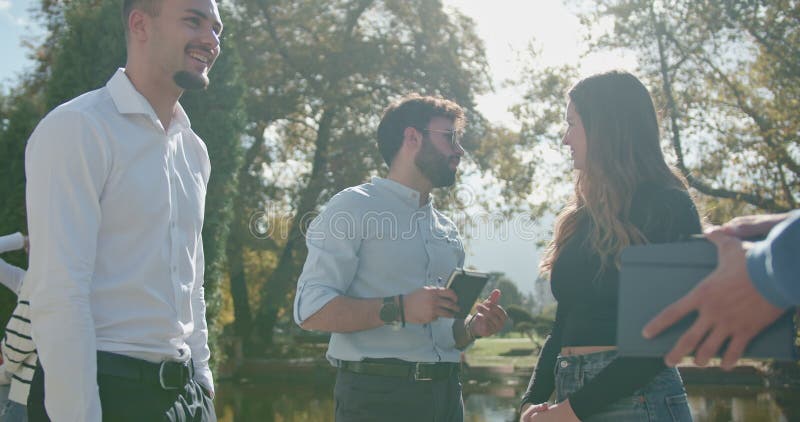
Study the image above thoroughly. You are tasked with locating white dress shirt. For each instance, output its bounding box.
[25,69,212,421]
[294,177,466,364]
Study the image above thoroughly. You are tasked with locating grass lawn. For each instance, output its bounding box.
[464,334,540,368]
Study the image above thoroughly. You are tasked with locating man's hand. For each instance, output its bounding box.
[524,399,579,422]
[718,213,790,239]
[642,229,785,369]
[467,289,508,337]
[404,286,460,324]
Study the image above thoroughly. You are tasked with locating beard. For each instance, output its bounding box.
[173,70,209,91]
[415,136,457,188]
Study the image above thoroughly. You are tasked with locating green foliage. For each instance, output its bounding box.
[0,0,246,368]
[572,0,799,217]
[0,93,44,328]
[481,272,535,311]
[224,0,493,348]
[43,0,126,109]
[506,304,534,325]
[181,5,247,367]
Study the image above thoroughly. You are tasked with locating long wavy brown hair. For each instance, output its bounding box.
[540,71,689,274]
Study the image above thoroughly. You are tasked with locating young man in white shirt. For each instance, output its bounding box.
[294,94,508,422]
[23,0,222,420]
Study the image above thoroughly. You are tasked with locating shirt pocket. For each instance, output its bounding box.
[426,235,464,283]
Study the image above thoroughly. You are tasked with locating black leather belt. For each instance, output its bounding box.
[97,351,193,390]
[339,359,459,381]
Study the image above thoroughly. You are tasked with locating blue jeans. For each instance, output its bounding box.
[554,350,692,421]
[0,399,27,422]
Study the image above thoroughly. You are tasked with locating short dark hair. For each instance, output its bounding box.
[122,0,163,35]
[376,94,465,166]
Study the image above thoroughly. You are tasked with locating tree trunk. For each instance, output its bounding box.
[255,107,336,348]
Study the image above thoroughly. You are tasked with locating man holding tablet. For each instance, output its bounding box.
[294,94,507,422]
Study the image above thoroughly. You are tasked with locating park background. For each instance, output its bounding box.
[0,0,798,420]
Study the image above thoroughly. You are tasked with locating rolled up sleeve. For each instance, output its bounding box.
[294,194,363,325]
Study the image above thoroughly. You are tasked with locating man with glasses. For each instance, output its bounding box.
[294,94,507,421]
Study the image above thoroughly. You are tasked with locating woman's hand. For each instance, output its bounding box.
[528,399,580,421]
[520,402,549,422]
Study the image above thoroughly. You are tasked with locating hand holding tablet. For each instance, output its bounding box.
[445,268,490,319]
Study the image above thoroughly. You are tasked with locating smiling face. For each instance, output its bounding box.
[563,100,588,170]
[146,0,223,90]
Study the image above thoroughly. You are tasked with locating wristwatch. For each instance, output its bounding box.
[379,296,399,325]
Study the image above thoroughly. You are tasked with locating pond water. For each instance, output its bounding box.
[214,379,800,422]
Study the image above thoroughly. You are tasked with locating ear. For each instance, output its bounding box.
[128,9,149,42]
[402,126,422,152]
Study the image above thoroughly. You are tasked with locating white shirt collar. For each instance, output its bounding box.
[106,68,191,132]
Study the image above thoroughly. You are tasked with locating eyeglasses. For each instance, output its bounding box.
[422,128,462,146]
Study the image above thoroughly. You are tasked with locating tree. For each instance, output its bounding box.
[224,0,492,349]
[181,6,248,365]
[480,271,535,312]
[573,0,798,218]
[2,0,247,365]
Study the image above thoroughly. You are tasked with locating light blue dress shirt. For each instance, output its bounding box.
[294,177,466,365]
[747,209,800,308]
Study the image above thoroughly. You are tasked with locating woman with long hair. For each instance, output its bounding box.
[519,71,700,421]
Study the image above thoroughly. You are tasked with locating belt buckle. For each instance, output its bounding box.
[413,363,432,381]
[158,361,184,390]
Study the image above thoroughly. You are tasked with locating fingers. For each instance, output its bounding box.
[474,303,507,333]
[693,327,728,366]
[428,288,459,317]
[487,289,501,304]
[720,335,749,371]
[435,286,459,303]
[529,403,549,413]
[642,293,697,339]
[435,295,460,316]
[664,316,712,366]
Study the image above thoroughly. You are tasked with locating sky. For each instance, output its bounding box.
[0,0,635,295]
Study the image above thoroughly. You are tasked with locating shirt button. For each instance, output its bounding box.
[560,360,568,368]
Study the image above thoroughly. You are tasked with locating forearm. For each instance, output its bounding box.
[0,258,25,294]
[521,333,560,407]
[300,295,384,333]
[568,357,666,419]
[0,233,25,254]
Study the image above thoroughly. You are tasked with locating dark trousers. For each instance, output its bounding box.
[27,360,216,422]
[334,369,463,422]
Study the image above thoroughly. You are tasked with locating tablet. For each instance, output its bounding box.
[445,268,490,319]
[617,239,797,360]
